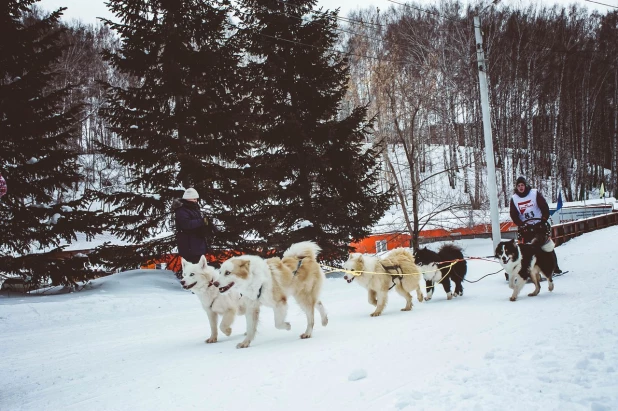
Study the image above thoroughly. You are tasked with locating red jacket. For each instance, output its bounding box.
[0,175,6,198]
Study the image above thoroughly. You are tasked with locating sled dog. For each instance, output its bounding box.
[215,241,328,348]
[342,248,423,317]
[180,256,246,343]
[495,239,555,301]
[414,244,467,301]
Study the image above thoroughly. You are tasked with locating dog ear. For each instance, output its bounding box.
[198,255,208,270]
[239,259,250,269]
[181,257,188,270]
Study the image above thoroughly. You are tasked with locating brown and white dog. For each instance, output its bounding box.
[495,239,555,301]
[215,241,328,348]
[342,248,423,316]
[180,256,246,343]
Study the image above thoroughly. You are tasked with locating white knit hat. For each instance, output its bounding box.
[182,188,199,200]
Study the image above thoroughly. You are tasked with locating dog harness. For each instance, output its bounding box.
[382,263,403,290]
[292,258,304,276]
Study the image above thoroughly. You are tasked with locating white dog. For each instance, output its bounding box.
[343,248,423,316]
[180,256,246,343]
[215,241,328,349]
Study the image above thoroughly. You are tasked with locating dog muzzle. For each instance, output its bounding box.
[218,282,235,293]
[182,282,197,290]
[344,275,355,284]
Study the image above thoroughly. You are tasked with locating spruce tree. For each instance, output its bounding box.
[238,0,392,261]
[95,0,256,269]
[0,1,105,286]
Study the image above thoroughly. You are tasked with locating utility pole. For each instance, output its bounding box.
[474,15,501,250]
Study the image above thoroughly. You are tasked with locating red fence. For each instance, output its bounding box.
[552,212,618,247]
[350,212,617,254]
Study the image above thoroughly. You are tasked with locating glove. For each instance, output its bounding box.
[203,217,209,225]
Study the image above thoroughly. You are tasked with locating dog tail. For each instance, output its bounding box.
[283,241,321,261]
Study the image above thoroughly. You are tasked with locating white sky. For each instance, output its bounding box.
[38,0,616,26]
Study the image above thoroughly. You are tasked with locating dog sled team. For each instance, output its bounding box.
[180,240,473,348]
[177,175,562,348]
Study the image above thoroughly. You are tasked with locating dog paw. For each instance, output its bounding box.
[401,307,412,311]
[528,292,539,297]
[370,312,382,317]
[300,333,312,339]
[447,292,453,300]
[206,337,217,344]
[322,316,329,326]
[221,327,232,336]
[236,340,251,349]
[510,297,517,302]
[549,282,554,292]
[424,296,432,301]
[276,322,291,331]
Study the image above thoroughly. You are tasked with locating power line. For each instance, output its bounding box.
[385,0,467,24]
[235,3,385,43]
[267,0,386,27]
[257,32,408,64]
[584,0,618,9]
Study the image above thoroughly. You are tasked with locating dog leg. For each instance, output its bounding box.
[367,289,377,306]
[508,271,516,290]
[371,291,388,317]
[416,285,424,303]
[205,308,219,343]
[273,301,291,331]
[542,270,554,292]
[237,303,260,349]
[441,277,453,300]
[454,280,464,297]
[298,300,315,339]
[219,308,235,337]
[510,275,526,301]
[425,280,434,301]
[394,282,412,311]
[528,272,541,297]
[316,300,328,326]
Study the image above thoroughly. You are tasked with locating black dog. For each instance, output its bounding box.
[495,239,555,301]
[414,244,467,301]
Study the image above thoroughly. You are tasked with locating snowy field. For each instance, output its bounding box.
[1,227,617,411]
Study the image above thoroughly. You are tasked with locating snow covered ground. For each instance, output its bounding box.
[1,227,617,411]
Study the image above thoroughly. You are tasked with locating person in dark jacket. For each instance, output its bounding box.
[509,176,550,238]
[509,176,561,274]
[172,188,208,264]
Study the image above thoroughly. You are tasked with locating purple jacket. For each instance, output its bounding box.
[172,199,207,258]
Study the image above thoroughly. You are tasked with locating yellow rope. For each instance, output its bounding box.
[320,260,458,277]
[320,260,461,290]
[322,256,505,290]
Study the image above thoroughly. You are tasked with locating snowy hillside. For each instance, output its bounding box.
[1,227,617,410]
